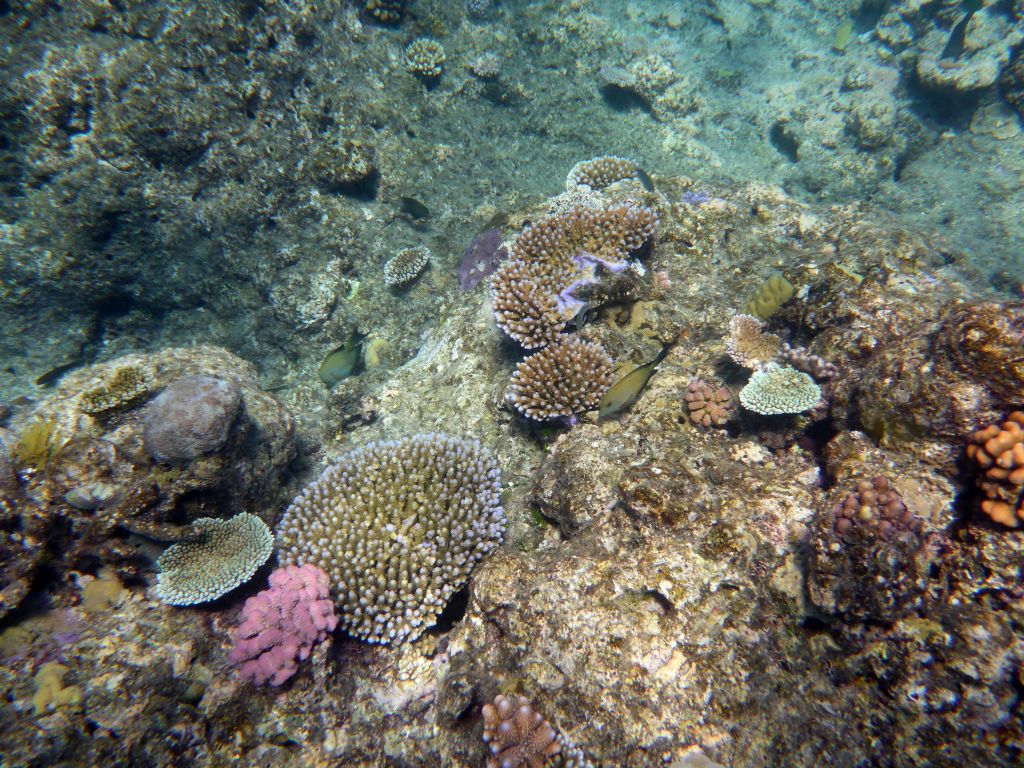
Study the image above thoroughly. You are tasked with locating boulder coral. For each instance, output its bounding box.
[966,412,1024,527]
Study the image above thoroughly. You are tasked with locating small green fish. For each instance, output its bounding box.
[318,332,364,387]
[635,166,656,193]
[598,343,672,420]
[399,195,431,220]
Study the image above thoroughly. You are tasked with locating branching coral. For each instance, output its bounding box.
[404,38,446,79]
[384,246,430,287]
[492,204,657,349]
[967,412,1024,527]
[276,434,505,644]
[726,314,780,370]
[510,338,614,421]
[566,156,638,191]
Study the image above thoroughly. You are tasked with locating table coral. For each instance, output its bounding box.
[228,564,338,686]
[966,412,1024,527]
[738,363,821,416]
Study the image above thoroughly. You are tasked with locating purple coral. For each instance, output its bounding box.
[142,374,241,463]
[228,564,338,686]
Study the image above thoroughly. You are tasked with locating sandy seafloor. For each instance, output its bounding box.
[0,1,1022,767]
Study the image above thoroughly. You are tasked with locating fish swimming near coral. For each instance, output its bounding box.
[318,331,364,387]
[635,166,656,193]
[598,342,672,420]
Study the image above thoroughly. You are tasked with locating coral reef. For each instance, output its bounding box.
[742,273,795,320]
[738,364,821,416]
[31,662,82,715]
[481,694,562,768]
[154,512,274,605]
[966,412,1024,527]
[143,375,241,463]
[276,434,505,644]
[683,378,734,428]
[78,364,153,417]
[404,38,446,79]
[831,477,920,540]
[365,0,406,23]
[509,338,614,422]
[228,564,338,686]
[383,246,430,288]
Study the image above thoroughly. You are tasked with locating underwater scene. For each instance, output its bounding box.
[0,0,1023,765]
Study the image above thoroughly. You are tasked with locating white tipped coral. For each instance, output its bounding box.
[276,434,505,644]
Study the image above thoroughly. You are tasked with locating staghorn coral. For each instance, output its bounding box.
[509,338,614,422]
[966,412,1024,527]
[683,378,734,428]
[492,204,657,349]
[384,246,430,288]
[228,564,338,686]
[276,434,505,644]
[832,477,920,540]
[78,364,153,416]
[404,38,446,79]
[739,363,821,416]
[154,512,274,605]
[566,156,638,191]
[142,375,241,463]
[725,314,781,370]
[481,694,562,768]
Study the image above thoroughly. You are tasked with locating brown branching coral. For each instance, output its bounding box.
[510,339,614,421]
[492,204,657,348]
[481,694,562,768]
[967,412,1024,527]
[566,156,638,191]
[683,378,734,428]
[384,246,430,287]
[725,314,780,370]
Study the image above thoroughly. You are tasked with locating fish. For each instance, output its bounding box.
[399,196,431,220]
[318,331,364,387]
[635,166,655,192]
[940,3,981,61]
[598,342,672,420]
[36,359,83,387]
[833,20,853,51]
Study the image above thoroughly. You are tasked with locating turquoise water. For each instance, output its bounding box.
[0,2,1022,766]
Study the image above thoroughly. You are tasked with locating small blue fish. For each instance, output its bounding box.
[598,343,672,420]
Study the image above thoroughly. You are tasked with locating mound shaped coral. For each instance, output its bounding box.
[384,246,430,287]
[566,156,638,191]
[143,374,241,463]
[510,338,614,421]
[228,564,338,686]
[154,512,273,605]
[276,434,505,644]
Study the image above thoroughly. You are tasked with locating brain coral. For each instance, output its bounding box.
[492,204,658,349]
[154,512,274,605]
[143,374,241,463]
[276,434,505,644]
[510,338,614,421]
[739,363,821,416]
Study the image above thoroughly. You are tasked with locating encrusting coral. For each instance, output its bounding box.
[384,246,430,288]
[78,364,153,417]
[228,564,338,686]
[276,434,505,644]
[492,204,658,349]
[154,512,274,605]
[966,412,1024,527]
[510,338,614,422]
[481,694,562,768]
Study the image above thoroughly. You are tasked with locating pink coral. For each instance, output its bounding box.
[228,564,338,686]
